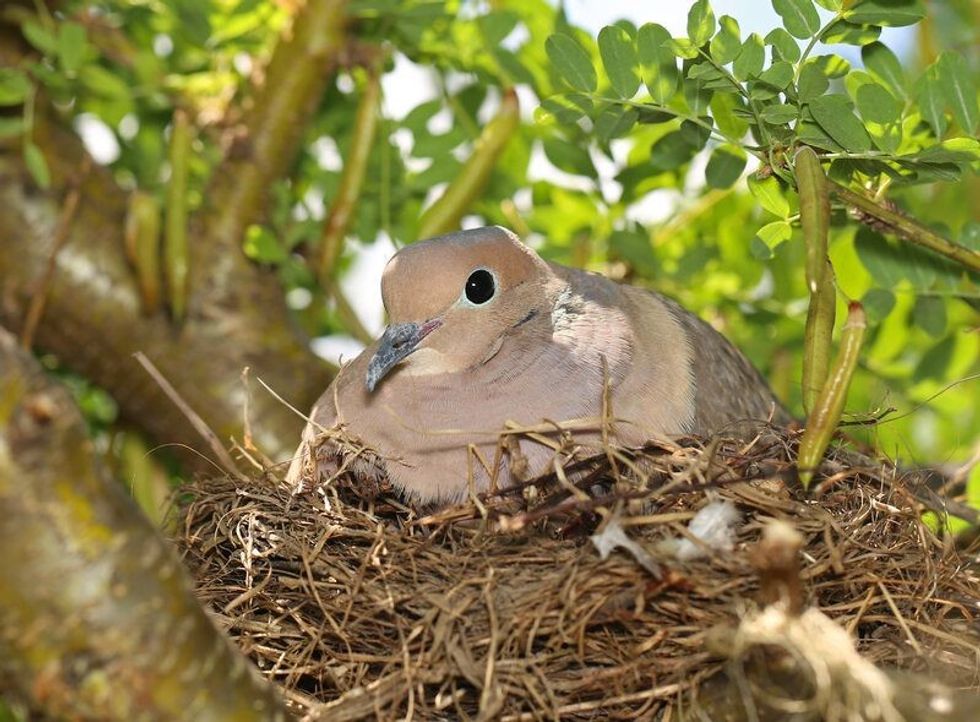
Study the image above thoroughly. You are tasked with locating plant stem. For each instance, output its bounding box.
[829,180,980,274]
[317,57,382,285]
[794,13,843,84]
[416,87,520,239]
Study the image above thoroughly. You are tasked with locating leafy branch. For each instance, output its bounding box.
[830,181,980,274]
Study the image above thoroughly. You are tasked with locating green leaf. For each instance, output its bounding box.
[748,175,790,218]
[914,64,946,138]
[862,41,907,98]
[856,83,901,124]
[478,11,519,45]
[820,20,881,45]
[80,65,131,99]
[538,94,591,126]
[814,0,843,10]
[22,20,57,55]
[638,24,678,104]
[0,68,31,106]
[244,224,288,264]
[710,15,742,64]
[750,236,775,259]
[679,119,712,149]
[545,33,597,93]
[57,22,88,75]
[595,105,638,141]
[912,295,947,338]
[913,336,954,384]
[797,62,829,102]
[23,141,50,189]
[936,51,979,133]
[598,25,640,99]
[811,54,851,79]
[609,229,657,275]
[808,94,872,151]
[711,92,749,138]
[798,126,842,152]
[688,62,726,81]
[0,117,25,139]
[861,288,895,324]
[761,103,799,124]
[636,107,676,124]
[665,37,700,59]
[543,136,596,177]
[773,0,821,39]
[854,228,904,286]
[705,144,747,188]
[733,33,764,81]
[961,221,980,251]
[683,59,715,115]
[845,0,925,26]
[764,28,801,63]
[757,61,794,90]
[649,131,698,171]
[755,220,793,250]
[853,228,941,289]
[687,0,716,46]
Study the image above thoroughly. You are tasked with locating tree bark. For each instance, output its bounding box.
[0,328,289,721]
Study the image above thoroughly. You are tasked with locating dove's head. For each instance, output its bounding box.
[366,226,554,391]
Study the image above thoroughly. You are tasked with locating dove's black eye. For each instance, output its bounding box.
[464,269,496,305]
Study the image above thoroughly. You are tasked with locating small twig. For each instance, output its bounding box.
[875,581,923,656]
[20,157,90,349]
[829,180,980,274]
[133,351,246,481]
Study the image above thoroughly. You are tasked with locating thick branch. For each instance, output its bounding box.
[0,111,332,464]
[0,25,334,466]
[0,329,289,720]
[200,0,349,274]
[829,180,980,274]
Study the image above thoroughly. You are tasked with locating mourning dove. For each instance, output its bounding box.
[287,226,788,503]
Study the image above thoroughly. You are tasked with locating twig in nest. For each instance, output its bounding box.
[133,351,246,481]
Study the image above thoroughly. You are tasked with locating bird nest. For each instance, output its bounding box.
[177,426,979,720]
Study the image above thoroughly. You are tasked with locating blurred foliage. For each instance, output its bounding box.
[1,0,976,472]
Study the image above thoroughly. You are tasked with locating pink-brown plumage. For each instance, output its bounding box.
[287,226,787,503]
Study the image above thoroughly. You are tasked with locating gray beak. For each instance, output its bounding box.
[365,319,442,392]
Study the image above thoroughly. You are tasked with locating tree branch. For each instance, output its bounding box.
[0,109,332,466]
[317,54,382,284]
[829,180,980,274]
[0,328,290,720]
[200,0,349,273]
[416,87,520,239]
[0,17,336,467]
